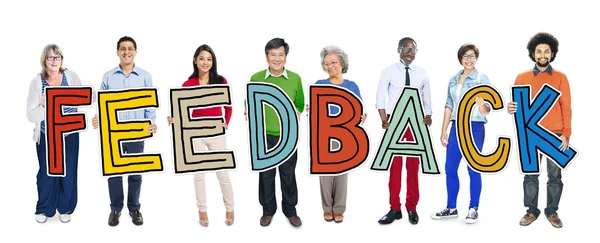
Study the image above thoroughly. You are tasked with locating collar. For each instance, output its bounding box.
[114,64,140,76]
[265,67,288,79]
[397,60,414,71]
[533,65,553,76]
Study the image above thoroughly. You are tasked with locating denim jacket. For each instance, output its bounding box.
[445,68,490,123]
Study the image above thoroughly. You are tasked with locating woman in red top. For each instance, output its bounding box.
[168,44,234,227]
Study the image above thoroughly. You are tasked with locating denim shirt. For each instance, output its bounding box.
[445,68,490,123]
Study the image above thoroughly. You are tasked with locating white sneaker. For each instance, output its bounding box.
[465,208,478,224]
[60,214,71,223]
[36,214,47,223]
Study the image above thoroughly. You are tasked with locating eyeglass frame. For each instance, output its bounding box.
[462,54,477,60]
[46,56,63,61]
[400,47,418,54]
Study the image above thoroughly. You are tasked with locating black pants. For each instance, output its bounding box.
[108,141,144,212]
[259,135,298,217]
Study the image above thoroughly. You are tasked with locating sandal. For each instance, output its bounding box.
[333,213,344,223]
[225,211,234,226]
[323,212,334,222]
[199,211,209,227]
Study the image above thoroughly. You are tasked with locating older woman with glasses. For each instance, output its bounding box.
[26,44,84,224]
[306,45,366,223]
[431,43,491,224]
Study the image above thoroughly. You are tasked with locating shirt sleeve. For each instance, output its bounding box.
[223,77,233,125]
[445,77,453,110]
[352,82,363,101]
[559,74,572,137]
[295,76,305,113]
[421,71,433,116]
[375,68,390,110]
[143,73,157,123]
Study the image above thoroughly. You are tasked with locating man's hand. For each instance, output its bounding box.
[381,119,390,129]
[223,123,228,129]
[92,114,99,129]
[559,135,570,151]
[244,109,247,121]
[507,101,517,114]
[167,116,174,126]
[147,124,157,134]
[423,115,432,126]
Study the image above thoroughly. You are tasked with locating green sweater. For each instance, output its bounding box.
[247,69,305,136]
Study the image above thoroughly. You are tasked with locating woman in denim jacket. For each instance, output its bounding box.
[431,44,491,224]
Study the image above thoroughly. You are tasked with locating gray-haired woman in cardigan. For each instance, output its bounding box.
[26,44,83,224]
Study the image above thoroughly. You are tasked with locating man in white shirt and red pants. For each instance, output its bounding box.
[376,37,433,225]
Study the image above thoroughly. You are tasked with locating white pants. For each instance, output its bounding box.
[192,136,234,212]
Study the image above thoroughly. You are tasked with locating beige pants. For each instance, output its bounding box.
[193,136,234,212]
[320,174,349,214]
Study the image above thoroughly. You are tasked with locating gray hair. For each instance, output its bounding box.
[320,45,348,74]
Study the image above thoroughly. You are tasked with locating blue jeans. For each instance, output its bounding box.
[445,121,485,209]
[35,132,80,216]
[107,141,144,212]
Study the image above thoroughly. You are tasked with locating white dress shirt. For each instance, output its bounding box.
[376,61,432,116]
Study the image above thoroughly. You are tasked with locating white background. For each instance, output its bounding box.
[1,0,598,242]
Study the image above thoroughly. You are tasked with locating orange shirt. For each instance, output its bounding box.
[514,66,572,137]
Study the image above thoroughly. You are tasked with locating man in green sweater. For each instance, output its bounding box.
[245,38,305,227]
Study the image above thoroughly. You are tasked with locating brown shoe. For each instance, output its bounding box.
[547,213,563,228]
[288,215,302,227]
[519,213,537,226]
[260,215,272,226]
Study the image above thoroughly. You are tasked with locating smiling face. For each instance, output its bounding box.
[266,46,287,74]
[117,41,136,66]
[461,49,478,70]
[399,41,417,64]
[195,50,213,75]
[533,43,553,68]
[324,52,342,78]
[45,50,62,74]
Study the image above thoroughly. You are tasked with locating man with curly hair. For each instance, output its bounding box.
[507,32,572,228]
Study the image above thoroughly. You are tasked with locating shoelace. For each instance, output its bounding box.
[437,208,450,216]
[467,209,477,219]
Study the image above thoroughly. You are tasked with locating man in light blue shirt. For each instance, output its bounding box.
[91,36,157,227]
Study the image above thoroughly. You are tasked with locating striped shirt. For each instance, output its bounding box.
[40,74,77,133]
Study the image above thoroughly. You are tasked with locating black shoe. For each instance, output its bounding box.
[378,209,402,224]
[129,209,143,226]
[408,211,419,225]
[108,211,121,226]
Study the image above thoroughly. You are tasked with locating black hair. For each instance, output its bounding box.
[264,38,289,55]
[397,37,417,53]
[189,44,224,84]
[527,32,559,62]
[117,36,137,50]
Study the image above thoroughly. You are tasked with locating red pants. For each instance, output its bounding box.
[388,126,420,211]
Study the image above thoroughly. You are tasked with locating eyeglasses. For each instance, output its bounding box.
[462,54,477,60]
[401,47,418,54]
[46,56,62,61]
[324,61,339,67]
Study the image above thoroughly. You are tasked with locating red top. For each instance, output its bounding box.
[181,76,233,125]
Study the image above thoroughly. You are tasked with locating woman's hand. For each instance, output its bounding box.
[441,132,449,147]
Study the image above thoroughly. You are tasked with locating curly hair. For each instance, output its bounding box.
[527,32,559,62]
